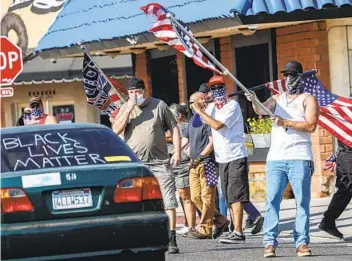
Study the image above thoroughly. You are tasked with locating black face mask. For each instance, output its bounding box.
[284,72,303,94]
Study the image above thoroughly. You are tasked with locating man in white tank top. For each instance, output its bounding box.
[245,61,319,258]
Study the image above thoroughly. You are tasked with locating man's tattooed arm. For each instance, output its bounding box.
[277,95,319,133]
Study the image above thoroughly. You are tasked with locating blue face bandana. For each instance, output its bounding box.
[31,108,44,118]
[210,87,227,109]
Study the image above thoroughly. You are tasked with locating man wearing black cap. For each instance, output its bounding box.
[25,96,58,125]
[245,61,319,257]
[112,77,182,254]
[199,82,212,101]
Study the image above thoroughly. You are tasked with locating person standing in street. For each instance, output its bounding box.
[183,92,229,239]
[191,76,253,244]
[319,140,352,239]
[199,82,264,235]
[167,103,198,236]
[245,61,319,257]
[113,77,182,254]
[25,96,59,125]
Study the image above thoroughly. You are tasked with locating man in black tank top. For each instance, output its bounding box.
[319,141,352,239]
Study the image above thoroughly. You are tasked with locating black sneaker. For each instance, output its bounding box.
[168,234,180,254]
[318,218,344,239]
[213,220,230,239]
[251,216,264,235]
[244,217,254,231]
[218,231,245,244]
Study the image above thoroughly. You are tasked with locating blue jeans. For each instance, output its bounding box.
[217,177,228,216]
[264,160,313,249]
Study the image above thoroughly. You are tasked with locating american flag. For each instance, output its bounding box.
[265,70,352,147]
[141,3,220,74]
[204,160,218,187]
[82,51,128,117]
[323,152,337,172]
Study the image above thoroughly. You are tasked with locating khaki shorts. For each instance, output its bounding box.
[147,163,178,210]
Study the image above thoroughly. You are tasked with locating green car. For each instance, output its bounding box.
[1,123,169,260]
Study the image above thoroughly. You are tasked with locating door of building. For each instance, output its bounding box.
[235,43,272,120]
[150,55,179,105]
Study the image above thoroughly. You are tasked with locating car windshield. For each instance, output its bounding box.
[1,128,138,173]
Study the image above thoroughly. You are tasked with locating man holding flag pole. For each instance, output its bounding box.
[245,61,319,257]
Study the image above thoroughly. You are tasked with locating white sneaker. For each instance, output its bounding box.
[176,226,189,235]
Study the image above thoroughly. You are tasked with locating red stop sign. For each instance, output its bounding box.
[0,36,23,86]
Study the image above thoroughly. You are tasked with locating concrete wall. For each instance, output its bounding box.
[326,18,352,98]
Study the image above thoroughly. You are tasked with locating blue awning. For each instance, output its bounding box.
[232,0,352,16]
[35,0,352,58]
[36,0,237,55]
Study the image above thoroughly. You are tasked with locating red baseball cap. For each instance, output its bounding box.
[207,75,226,88]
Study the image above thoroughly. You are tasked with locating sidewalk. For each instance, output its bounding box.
[176,197,352,241]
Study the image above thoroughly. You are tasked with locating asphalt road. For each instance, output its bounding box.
[166,232,352,261]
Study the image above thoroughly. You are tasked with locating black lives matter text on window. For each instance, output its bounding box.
[2,132,106,171]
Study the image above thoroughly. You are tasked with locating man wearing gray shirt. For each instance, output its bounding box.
[113,77,181,254]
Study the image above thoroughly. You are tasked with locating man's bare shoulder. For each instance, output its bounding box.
[44,115,59,124]
[302,93,318,106]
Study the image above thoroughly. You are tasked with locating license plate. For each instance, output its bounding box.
[52,188,93,210]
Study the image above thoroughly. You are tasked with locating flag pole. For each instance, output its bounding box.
[166,12,274,117]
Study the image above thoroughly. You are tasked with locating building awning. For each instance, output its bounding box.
[14,54,133,85]
[232,0,352,24]
[35,0,240,59]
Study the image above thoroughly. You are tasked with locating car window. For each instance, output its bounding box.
[1,128,138,173]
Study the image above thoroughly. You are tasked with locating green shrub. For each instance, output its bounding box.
[247,117,272,134]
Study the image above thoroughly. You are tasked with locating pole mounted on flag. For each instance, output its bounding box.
[165,12,274,117]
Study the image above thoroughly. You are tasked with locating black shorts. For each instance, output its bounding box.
[219,157,249,206]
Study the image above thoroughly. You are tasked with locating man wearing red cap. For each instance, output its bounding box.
[191,75,251,244]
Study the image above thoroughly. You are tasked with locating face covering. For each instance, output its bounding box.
[30,107,44,118]
[210,87,228,109]
[21,114,31,125]
[285,74,303,94]
[136,92,145,106]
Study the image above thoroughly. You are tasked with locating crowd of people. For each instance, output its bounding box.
[16,60,352,258]
[111,60,351,258]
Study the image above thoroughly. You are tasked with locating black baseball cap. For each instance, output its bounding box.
[127,77,145,90]
[198,83,208,93]
[281,61,303,74]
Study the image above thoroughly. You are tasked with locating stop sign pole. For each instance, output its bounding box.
[0,36,23,86]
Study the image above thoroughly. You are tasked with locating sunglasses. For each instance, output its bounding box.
[210,84,225,91]
[283,72,298,77]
